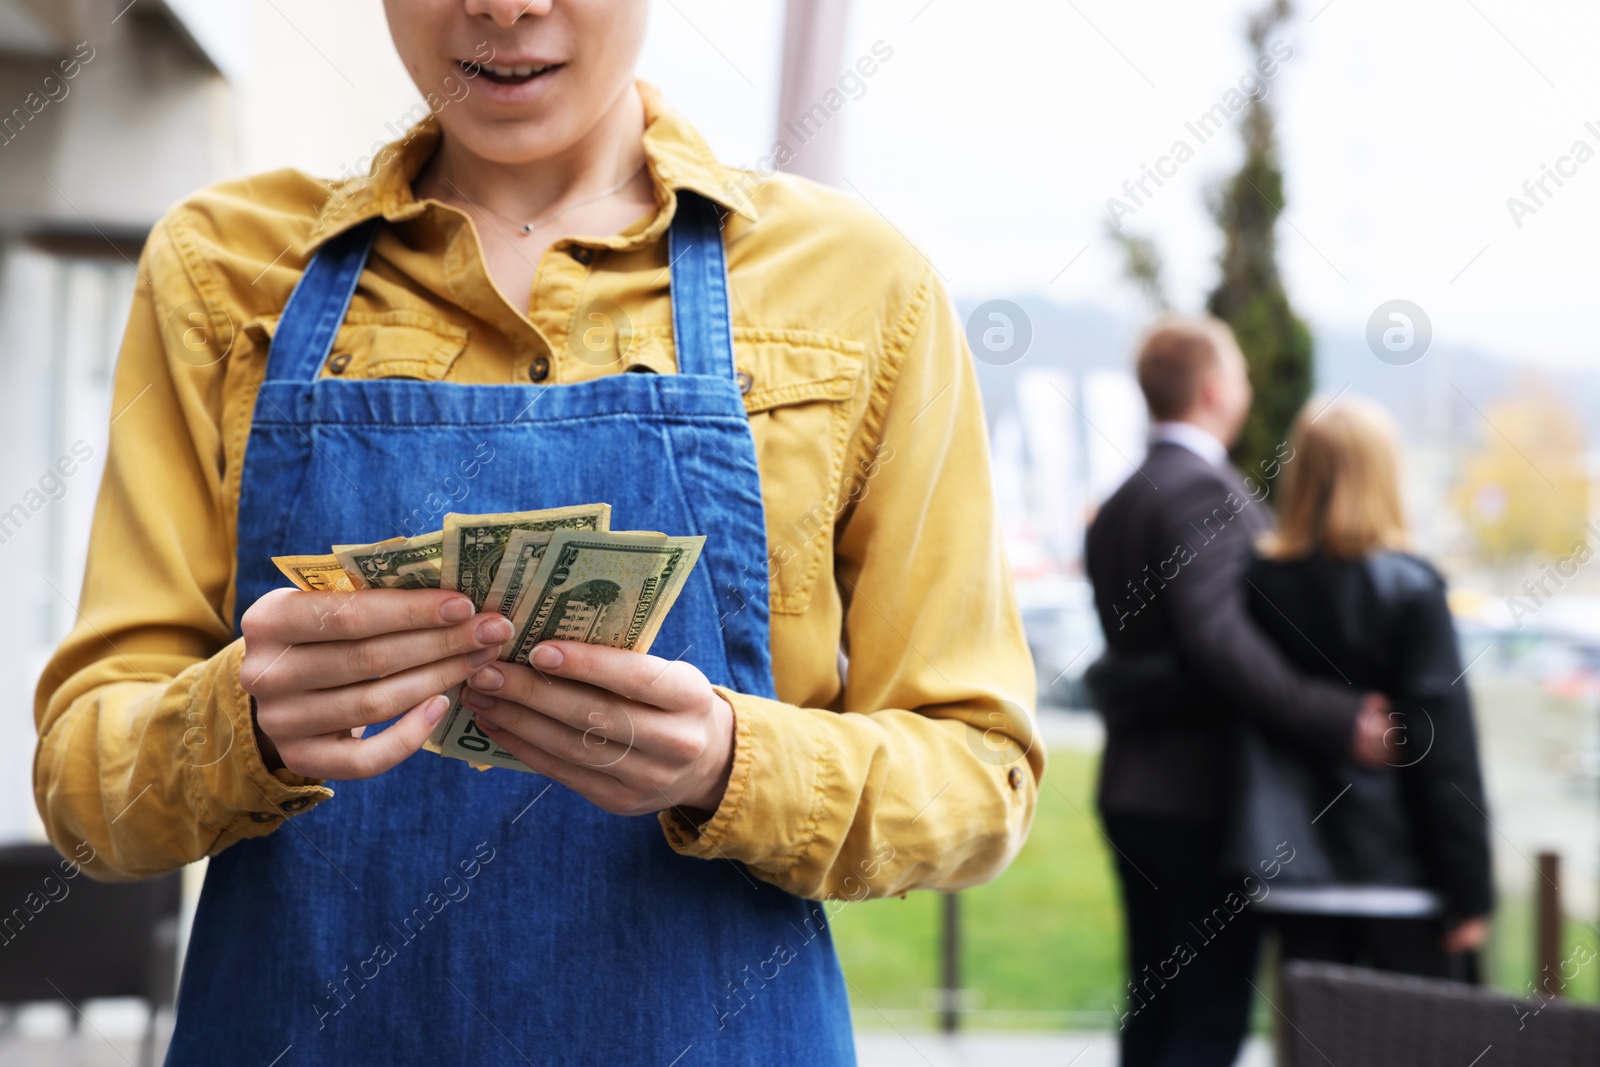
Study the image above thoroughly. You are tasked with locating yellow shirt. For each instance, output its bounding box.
[33,83,1042,901]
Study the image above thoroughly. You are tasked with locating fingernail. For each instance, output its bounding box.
[470,666,504,691]
[440,598,474,622]
[476,616,512,644]
[530,643,563,669]
[467,647,498,668]
[424,694,449,725]
[462,688,493,710]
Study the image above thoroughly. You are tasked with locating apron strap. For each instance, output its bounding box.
[266,217,384,382]
[667,191,736,380]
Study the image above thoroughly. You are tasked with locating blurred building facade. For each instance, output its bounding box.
[0,0,416,842]
[0,0,252,841]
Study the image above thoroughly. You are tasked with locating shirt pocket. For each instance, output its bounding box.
[734,328,865,616]
[243,308,470,381]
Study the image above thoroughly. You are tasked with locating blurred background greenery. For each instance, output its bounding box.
[833,744,1600,1032]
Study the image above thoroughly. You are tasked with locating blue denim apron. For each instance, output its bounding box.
[164,193,856,1066]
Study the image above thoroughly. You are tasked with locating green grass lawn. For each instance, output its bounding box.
[831,745,1598,1030]
[1485,896,1599,1003]
[831,747,1122,1029]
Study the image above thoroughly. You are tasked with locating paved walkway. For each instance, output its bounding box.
[855,1031,1273,1066]
[0,1022,1274,1066]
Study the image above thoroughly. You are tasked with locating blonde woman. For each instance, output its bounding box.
[1243,395,1492,978]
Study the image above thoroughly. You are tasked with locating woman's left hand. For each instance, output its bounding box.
[461,641,736,821]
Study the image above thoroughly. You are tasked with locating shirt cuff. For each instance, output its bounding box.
[657,686,824,876]
[190,637,333,840]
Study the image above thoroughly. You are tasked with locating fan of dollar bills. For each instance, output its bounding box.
[272,504,705,772]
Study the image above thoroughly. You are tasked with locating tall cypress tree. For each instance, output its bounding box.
[1206,0,1313,478]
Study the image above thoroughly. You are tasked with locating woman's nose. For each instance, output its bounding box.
[464,0,555,28]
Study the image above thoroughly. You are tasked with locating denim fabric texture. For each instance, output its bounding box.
[165,193,856,1066]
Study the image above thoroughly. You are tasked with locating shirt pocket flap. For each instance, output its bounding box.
[732,330,866,615]
[243,309,470,381]
[736,330,864,414]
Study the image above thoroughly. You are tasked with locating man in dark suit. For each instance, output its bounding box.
[1085,316,1391,1067]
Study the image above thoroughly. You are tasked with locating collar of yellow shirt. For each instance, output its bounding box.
[298,79,761,261]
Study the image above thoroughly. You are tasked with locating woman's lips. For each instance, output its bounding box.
[459,60,564,85]
[456,60,565,104]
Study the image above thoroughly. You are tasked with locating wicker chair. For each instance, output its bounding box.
[1280,959,1600,1066]
[0,843,181,1067]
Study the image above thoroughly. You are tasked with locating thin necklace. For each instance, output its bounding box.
[436,161,648,237]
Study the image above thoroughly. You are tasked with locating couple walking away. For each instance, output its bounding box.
[1087,315,1493,1067]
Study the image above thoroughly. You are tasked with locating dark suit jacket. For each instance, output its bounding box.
[1084,441,1362,821]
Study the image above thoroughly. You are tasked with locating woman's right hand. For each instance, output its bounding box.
[1349,692,1395,768]
[240,587,513,780]
[1444,915,1490,954]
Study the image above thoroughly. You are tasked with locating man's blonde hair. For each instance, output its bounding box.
[1260,394,1411,561]
[1133,315,1243,421]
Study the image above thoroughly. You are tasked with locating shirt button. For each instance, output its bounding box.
[528,356,551,382]
[570,246,595,265]
[281,798,310,813]
[1008,766,1026,791]
[735,371,753,395]
[250,811,278,823]
[327,352,352,375]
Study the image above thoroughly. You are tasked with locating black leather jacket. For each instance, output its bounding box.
[1242,550,1494,921]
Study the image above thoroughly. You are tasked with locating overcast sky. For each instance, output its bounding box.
[248,0,1600,370]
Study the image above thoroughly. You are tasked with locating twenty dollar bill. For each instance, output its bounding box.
[440,504,611,610]
[333,532,445,590]
[430,530,705,770]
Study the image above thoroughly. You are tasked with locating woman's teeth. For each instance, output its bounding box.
[461,61,558,81]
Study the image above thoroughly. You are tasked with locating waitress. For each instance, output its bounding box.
[33,1,1040,1064]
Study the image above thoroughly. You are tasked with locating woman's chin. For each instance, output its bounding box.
[441,115,578,167]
